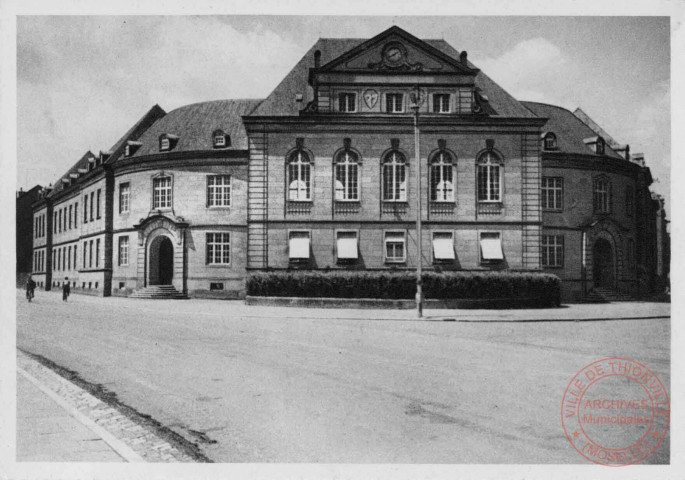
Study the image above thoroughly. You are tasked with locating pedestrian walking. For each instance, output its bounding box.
[25,275,36,302]
[62,277,70,302]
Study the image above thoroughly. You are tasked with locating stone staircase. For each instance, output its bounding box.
[129,285,187,299]
[585,287,634,303]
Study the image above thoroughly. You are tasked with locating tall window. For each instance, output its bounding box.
[384,231,406,263]
[288,151,311,201]
[96,189,101,219]
[118,236,129,266]
[477,152,502,202]
[594,177,610,213]
[386,93,404,113]
[68,205,72,229]
[153,176,172,209]
[58,209,62,232]
[206,233,230,265]
[73,246,76,271]
[338,93,356,113]
[335,151,359,201]
[88,240,93,268]
[433,94,450,113]
[68,246,72,270]
[96,239,100,267]
[89,192,94,221]
[382,151,407,201]
[542,235,564,268]
[430,152,454,202]
[119,183,130,213]
[625,186,634,217]
[541,177,563,210]
[207,175,232,207]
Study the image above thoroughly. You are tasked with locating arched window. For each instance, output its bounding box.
[543,132,557,150]
[430,152,454,202]
[593,176,611,213]
[288,150,311,201]
[477,152,502,202]
[382,151,407,201]
[335,151,359,201]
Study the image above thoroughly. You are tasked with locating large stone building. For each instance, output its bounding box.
[29,26,668,302]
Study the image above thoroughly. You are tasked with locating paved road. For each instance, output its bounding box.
[16,291,670,463]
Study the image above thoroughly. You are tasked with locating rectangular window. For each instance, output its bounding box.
[89,240,93,268]
[207,175,231,207]
[84,194,88,223]
[338,93,357,112]
[83,242,86,269]
[288,231,310,259]
[68,246,72,270]
[386,93,404,113]
[336,231,359,261]
[541,235,564,268]
[153,177,172,209]
[118,236,129,266]
[96,239,100,267]
[477,163,501,202]
[384,231,406,263]
[206,232,231,264]
[432,232,456,261]
[119,183,130,213]
[210,282,224,291]
[53,212,56,233]
[96,189,101,219]
[433,94,450,113]
[69,205,72,229]
[480,232,504,262]
[73,245,77,271]
[541,177,563,210]
[90,192,94,221]
[74,203,78,227]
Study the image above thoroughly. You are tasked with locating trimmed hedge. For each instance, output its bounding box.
[246,271,561,306]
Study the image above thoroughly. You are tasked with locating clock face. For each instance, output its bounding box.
[386,47,402,63]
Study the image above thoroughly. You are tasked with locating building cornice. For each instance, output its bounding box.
[542,153,648,178]
[243,115,547,129]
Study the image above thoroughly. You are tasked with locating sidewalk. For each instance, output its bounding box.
[25,288,671,323]
[16,350,196,463]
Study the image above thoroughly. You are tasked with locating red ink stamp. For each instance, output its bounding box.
[561,357,669,466]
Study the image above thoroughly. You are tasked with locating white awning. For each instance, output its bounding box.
[289,232,310,259]
[433,233,455,260]
[337,233,358,259]
[480,235,504,260]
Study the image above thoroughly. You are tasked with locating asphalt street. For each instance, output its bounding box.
[16,290,670,463]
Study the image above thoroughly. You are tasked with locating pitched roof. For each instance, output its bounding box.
[127,99,262,158]
[249,33,535,118]
[521,102,624,159]
[105,104,167,164]
[46,150,96,198]
[572,108,626,150]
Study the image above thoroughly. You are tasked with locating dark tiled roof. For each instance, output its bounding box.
[105,104,166,164]
[128,99,262,158]
[521,102,624,159]
[46,150,96,198]
[250,37,535,118]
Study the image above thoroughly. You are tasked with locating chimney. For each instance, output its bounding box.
[460,51,468,66]
[631,153,645,167]
[314,50,321,68]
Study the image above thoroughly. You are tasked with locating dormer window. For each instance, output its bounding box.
[159,134,179,152]
[543,132,557,150]
[596,137,605,155]
[124,141,142,157]
[212,130,230,148]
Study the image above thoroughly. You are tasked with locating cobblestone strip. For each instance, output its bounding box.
[17,350,196,462]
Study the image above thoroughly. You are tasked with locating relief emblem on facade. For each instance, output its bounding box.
[363,89,379,109]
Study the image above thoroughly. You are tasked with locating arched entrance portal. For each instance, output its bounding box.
[149,236,174,285]
[593,238,614,289]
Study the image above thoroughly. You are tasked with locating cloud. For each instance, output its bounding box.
[17,16,303,187]
[476,38,578,108]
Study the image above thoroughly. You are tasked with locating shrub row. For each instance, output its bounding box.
[246,271,561,306]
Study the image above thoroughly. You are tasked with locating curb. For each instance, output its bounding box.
[17,366,144,463]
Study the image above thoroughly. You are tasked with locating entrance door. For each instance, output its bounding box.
[593,238,614,288]
[158,237,174,285]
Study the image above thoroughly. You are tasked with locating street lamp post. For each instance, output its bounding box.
[411,86,424,318]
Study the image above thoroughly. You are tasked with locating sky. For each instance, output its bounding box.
[15,15,671,215]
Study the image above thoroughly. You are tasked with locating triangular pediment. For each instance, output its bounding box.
[318,26,476,75]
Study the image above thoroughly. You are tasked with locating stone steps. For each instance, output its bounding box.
[129,285,187,299]
[587,288,635,303]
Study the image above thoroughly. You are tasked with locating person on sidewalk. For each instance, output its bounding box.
[25,275,36,302]
[62,277,70,302]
